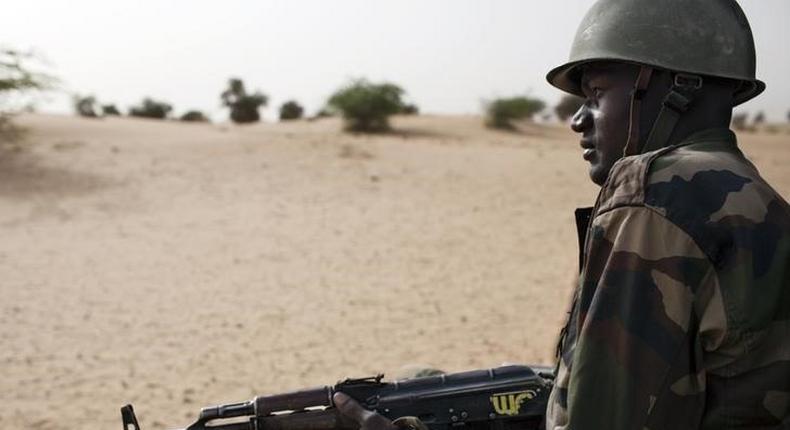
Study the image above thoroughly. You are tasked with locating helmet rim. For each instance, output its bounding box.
[546,58,766,106]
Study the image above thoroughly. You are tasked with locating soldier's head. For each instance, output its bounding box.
[546,0,764,186]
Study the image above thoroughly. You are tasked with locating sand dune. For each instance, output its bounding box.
[1,114,787,430]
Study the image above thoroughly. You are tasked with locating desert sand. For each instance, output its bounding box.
[1,114,788,430]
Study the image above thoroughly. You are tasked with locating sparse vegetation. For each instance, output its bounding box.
[485,96,546,130]
[554,95,584,122]
[328,79,408,132]
[1,48,55,141]
[279,100,304,121]
[74,95,100,118]
[221,78,267,124]
[401,104,419,115]
[0,48,52,95]
[129,98,172,119]
[180,110,209,122]
[753,111,765,127]
[102,104,120,116]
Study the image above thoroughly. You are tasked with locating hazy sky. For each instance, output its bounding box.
[3,0,788,121]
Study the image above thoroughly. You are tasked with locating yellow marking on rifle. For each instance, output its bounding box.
[489,390,536,416]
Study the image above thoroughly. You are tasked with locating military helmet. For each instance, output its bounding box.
[546,0,765,106]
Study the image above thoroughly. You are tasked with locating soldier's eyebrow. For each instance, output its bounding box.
[580,69,605,94]
[580,66,602,88]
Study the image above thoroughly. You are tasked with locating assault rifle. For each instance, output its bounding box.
[121,365,553,430]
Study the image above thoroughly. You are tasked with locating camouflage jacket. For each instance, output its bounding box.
[546,128,790,429]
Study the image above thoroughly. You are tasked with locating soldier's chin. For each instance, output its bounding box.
[588,163,608,186]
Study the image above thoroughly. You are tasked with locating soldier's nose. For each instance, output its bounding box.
[571,105,592,133]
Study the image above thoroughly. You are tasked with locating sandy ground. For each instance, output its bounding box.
[1,114,788,430]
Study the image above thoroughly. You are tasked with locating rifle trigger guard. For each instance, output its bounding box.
[392,416,429,430]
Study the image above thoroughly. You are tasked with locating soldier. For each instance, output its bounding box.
[336,0,790,429]
[543,1,790,428]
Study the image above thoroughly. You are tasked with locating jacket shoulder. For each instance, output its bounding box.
[644,141,790,267]
[598,138,790,264]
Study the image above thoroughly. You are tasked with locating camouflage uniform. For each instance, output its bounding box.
[547,128,790,429]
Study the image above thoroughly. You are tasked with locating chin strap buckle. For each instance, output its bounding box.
[641,73,703,154]
[674,73,703,90]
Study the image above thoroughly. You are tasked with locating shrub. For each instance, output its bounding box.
[1,48,55,131]
[554,95,584,122]
[221,78,267,124]
[180,110,209,122]
[129,97,172,119]
[485,96,546,130]
[731,113,749,131]
[328,79,407,132]
[279,100,304,121]
[401,104,419,115]
[753,111,765,127]
[73,94,100,118]
[0,49,53,95]
[102,104,120,116]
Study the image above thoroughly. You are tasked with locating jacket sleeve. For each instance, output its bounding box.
[565,205,722,430]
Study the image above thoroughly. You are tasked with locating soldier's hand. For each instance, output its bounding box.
[333,392,397,430]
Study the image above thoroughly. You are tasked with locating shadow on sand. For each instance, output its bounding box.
[0,143,113,200]
[388,127,458,140]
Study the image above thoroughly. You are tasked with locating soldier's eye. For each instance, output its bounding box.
[592,88,604,98]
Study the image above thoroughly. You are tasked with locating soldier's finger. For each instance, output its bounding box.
[334,392,396,430]
[333,392,372,423]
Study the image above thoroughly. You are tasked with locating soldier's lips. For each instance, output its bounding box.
[580,140,595,161]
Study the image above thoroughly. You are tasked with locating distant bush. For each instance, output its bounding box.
[129,97,172,119]
[485,96,546,130]
[753,111,765,127]
[279,100,304,121]
[180,110,209,122]
[1,49,54,126]
[102,104,120,116]
[221,78,267,124]
[401,103,419,115]
[1,48,55,142]
[554,95,584,122]
[731,113,749,131]
[73,94,100,118]
[787,110,790,124]
[0,49,53,96]
[328,79,408,132]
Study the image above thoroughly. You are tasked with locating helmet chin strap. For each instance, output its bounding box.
[623,68,704,156]
[623,66,654,156]
[641,73,702,153]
